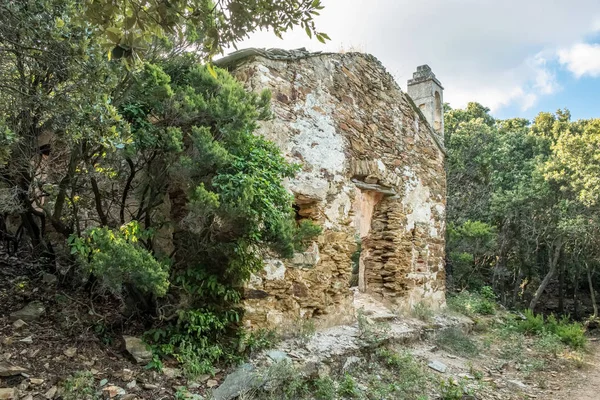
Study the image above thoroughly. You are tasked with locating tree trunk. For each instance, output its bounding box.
[558,262,564,314]
[529,240,562,311]
[586,262,598,318]
[574,262,580,319]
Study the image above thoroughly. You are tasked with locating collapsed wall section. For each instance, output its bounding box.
[217,49,446,330]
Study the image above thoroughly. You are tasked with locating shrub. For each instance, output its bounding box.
[69,222,169,297]
[375,348,429,396]
[447,290,496,316]
[412,301,435,322]
[514,311,586,349]
[313,377,336,400]
[337,374,359,398]
[434,327,479,357]
[61,371,98,400]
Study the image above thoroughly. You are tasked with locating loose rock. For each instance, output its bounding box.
[0,362,28,377]
[12,320,27,329]
[212,363,261,400]
[44,385,58,399]
[63,347,77,358]
[0,388,16,399]
[123,336,152,364]
[428,360,447,373]
[10,302,45,322]
[19,336,33,344]
[103,385,125,398]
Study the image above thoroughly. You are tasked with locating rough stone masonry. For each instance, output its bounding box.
[216,48,447,331]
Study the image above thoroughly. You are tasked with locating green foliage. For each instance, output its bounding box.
[61,371,98,400]
[1,0,322,380]
[438,377,472,400]
[510,310,586,349]
[240,328,280,355]
[337,374,359,398]
[0,122,17,166]
[374,348,429,398]
[69,222,169,296]
[80,0,328,60]
[447,289,496,316]
[313,376,336,400]
[124,61,321,374]
[445,103,600,312]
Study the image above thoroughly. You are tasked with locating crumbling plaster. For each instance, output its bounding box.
[216,49,447,330]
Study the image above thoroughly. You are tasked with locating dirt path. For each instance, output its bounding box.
[553,342,600,400]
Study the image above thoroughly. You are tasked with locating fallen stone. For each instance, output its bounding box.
[126,380,137,389]
[123,336,152,364]
[99,378,108,387]
[12,320,27,329]
[42,273,57,285]
[267,350,290,363]
[19,336,33,344]
[206,379,218,388]
[10,302,45,322]
[507,379,528,390]
[0,388,16,399]
[0,362,28,377]
[212,363,261,400]
[22,395,34,400]
[427,360,447,373]
[143,383,158,390]
[121,368,134,381]
[29,378,44,385]
[44,385,58,399]
[103,385,125,398]
[63,347,77,358]
[162,367,181,379]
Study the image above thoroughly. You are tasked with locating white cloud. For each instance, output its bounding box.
[558,43,600,78]
[231,0,600,114]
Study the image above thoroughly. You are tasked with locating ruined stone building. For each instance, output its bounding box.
[215,49,446,330]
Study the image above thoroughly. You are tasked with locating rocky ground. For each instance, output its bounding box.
[0,252,597,399]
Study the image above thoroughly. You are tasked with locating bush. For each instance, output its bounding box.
[447,289,496,316]
[514,310,586,349]
[61,371,98,400]
[435,327,479,357]
[412,301,434,322]
[69,222,169,297]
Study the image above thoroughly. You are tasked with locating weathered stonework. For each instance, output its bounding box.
[216,49,446,330]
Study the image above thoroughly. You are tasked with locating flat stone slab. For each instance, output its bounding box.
[428,360,447,373]
[212,363,261,400]
[0,361,28,377]
[10,302,45,322]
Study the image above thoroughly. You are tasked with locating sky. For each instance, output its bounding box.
[229,0,600,121]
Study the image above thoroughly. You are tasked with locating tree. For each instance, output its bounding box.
[445,103,600,315]
[80,0,328,60]
[1,0,323,374]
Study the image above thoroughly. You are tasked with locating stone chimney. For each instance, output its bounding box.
[407,65,444,138]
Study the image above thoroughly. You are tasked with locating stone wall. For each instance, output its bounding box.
[216,49,446,330]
